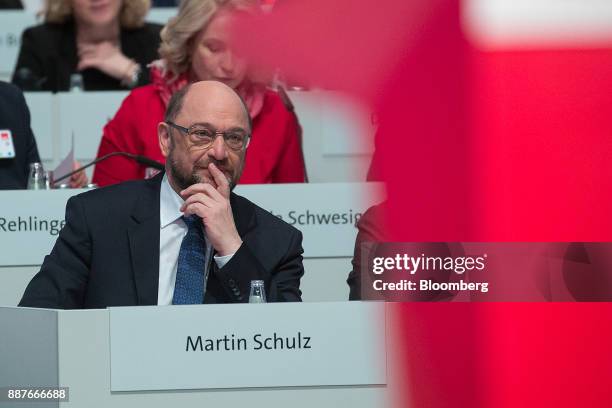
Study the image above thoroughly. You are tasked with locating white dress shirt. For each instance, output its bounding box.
[158,175,234,305]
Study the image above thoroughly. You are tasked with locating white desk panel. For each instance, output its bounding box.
[23,91,54,160]
[0,182,384,265]
[56,91,126,161]
[0,11,37,75]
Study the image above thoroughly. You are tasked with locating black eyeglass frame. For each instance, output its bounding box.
[166,121,251,151]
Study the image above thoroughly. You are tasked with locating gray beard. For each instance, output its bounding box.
[169,155,201,191]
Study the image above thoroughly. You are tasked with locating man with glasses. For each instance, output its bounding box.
[20,81,304,309]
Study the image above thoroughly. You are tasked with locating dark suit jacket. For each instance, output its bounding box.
[12,21,162,92]
[0,0,22,8]
[0,81,40,189]
[19,173,304,308]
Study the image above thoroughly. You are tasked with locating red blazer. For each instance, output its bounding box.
[92,85,305,186]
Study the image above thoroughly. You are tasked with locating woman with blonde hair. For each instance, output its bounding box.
[92,0,306,186]
[12,0,162,91]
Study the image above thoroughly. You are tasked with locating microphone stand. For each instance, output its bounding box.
[54,152,164,184]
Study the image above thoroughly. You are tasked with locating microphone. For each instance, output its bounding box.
[54,152,164,184]
[13,68,46,91]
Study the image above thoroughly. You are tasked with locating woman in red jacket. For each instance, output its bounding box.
[92,0,306,186]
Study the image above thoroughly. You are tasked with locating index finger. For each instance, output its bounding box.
[78,44,95,53]
[208,162,230,197]
[180,182,224,202]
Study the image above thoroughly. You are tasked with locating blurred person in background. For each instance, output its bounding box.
[92,0,305,186]
[0,81,87,189]
[0,81,40,189]
[12,0,162,91]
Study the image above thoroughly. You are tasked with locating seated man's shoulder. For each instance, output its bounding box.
[0,81,22,100]
[71,178,155,215]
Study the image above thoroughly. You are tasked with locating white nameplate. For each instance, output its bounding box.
[0,183,383,265]
[109,302,386,391]
[235,182,384,258]
[0,189,76,266]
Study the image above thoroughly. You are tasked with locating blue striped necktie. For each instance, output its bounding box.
[172,215,207,304]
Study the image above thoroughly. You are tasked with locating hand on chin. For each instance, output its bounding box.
[201,178,219,190]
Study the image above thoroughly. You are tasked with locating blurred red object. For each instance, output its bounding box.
[234,1,612,407]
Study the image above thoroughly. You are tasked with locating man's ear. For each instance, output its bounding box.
[158,122,171,158]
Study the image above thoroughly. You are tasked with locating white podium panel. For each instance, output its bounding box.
[0,303,390,408]
[0,11,37,75]
[0,308,58,408]
[23,92,54,161]
[0,183,383,266]
[146,8,177,25]
[56,91,126,160]
[283,91,375,157]
[235,182,384,257]
[0,189,74,266]
[110,302,386,391]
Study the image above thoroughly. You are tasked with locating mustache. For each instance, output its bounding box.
[194,160,231,173]
[192,163,233,187]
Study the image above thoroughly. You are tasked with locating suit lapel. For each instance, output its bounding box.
[124,186,255,304]
[204,193,257,303]
[206,194,257,285]
[230,193,258,238]
[127,174,163,305]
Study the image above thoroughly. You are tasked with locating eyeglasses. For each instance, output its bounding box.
[166,121,250,151]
